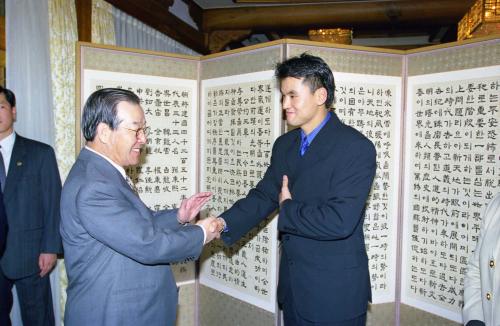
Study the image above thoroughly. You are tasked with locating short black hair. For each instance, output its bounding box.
[81,88,140,141]
[0,86,16,107]
[275,53,335,109]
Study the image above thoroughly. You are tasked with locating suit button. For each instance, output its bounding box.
[489,259,495,268]
[486,292,491,300]
[284,235,290,241]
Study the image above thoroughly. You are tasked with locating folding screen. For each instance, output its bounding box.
[76,44,201,325]
[401,38,500,324]
[197,44,283,326]
[76,36,499,326]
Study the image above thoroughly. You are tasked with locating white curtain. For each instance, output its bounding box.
[6,1,60,325]
[112,7,199,55]
[6,0,55,147]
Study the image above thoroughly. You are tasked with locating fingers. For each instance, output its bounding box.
[191,192,212,200]
[178,192,213,223]
[282,175,288,189]
[39,254,57,277]
[279,175,292,205]
[40,267,49,278]
[39,257,44,276]
[39,260,50,277]
[196,217,220,244]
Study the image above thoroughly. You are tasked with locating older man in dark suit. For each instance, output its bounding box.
[217,54,376,325]
[0,86,62,326]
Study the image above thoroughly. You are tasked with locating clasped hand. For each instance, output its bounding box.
[196,217,225,244]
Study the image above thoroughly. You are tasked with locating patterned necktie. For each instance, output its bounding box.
[300,135,309,156]
[0,146,6,192]
[126,176,138,194]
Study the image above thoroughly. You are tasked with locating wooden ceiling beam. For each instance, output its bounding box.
[202,0,474,32]
[183,0,203,30]
[105,0,209,54]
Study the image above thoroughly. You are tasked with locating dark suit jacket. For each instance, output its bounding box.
[0,191,7,257]
[221,112,376,323]
[0,134,62,279]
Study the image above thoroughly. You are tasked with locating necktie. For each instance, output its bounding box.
[0,146,6,192]
[126,176,138,194]
[300,135,309,156]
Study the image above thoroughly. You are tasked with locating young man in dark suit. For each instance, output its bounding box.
[217,54,376,325]
[0,86,62,326]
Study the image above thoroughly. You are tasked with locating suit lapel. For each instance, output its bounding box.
[80,148,132,193]
[284,130,301,180]
[4,135,27,202]
[294,112,342,179]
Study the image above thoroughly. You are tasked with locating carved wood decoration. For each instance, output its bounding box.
[208,30,252,53]
[105,0,208,54]
[101,0,477,54]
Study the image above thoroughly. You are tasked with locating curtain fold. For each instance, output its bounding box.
[92,0,115,45]
[7,1,64,324]
[6,0,55,146]
[48,0,78,182]
[48,0,78,323]
[113,6,199,55]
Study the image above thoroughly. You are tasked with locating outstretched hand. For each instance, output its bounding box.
[279,175,291,206]
[177,192,212,224]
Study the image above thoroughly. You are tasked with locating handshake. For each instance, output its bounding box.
[176,191,225,244]
[196,216,226,244]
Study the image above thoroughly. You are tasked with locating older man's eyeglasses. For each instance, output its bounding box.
[121,126,151,138]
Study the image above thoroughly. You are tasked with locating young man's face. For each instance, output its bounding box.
[0,93,16,139]
[280,77,327,134]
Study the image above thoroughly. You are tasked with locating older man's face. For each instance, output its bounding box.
[107,101,147,168]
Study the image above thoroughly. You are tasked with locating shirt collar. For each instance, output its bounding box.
[85,146,127,180]
[300,111,331,145]
[0,131,16,155]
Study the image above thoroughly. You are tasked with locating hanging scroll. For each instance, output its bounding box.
[199,70,281,312]
[402,66,500,322]
[334,72,402,304]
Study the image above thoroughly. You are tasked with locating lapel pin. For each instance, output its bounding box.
[16,161,23,166]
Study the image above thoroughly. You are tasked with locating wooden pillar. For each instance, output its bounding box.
[75,0,92,42]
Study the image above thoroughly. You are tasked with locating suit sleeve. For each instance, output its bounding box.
[278,138,376,240]
[151,208,183,230]
[220,140,281,246]
[76,181,204,264]
[40,146,63,254]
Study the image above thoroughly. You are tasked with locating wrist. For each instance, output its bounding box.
[217,217,228,233]
[177,211,188,224]
[280,198,290,209]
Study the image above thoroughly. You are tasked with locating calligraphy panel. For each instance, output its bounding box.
[402,66,500,322]
[334,73,402,304]
[199,71,281,313]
